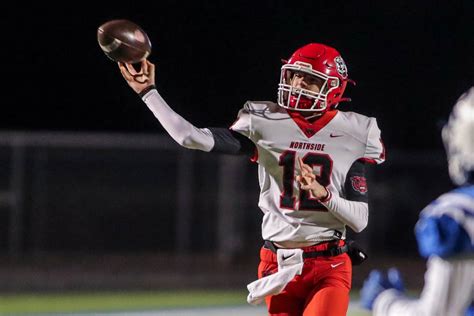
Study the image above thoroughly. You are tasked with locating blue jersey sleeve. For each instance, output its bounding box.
[415,214,472,258]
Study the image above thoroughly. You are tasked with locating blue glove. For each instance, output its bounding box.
[386,267,404,292]
[465,302,474,316]
[360,268,404,310]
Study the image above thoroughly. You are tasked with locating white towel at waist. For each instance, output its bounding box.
[247,248,304,305]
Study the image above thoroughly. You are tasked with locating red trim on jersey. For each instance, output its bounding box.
[358,138,386,165]
[379,138,386,161]
[250,147,258,163]
[358,157,377,164]
[227,122,258,163]
[287,110,338,138]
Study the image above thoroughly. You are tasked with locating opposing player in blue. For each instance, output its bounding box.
[360,87,474,315]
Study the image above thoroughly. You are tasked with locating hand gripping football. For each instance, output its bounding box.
[97,19,152,64]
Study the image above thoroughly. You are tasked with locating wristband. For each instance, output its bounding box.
[139,85,156,98]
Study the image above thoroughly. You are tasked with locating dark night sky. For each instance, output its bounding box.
[4,1,474,150]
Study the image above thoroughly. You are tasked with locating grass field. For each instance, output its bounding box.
[0,290,371,315]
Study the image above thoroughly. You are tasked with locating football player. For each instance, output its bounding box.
[118,43,385,316]
[360,87,474,316]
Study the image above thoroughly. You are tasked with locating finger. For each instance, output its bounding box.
[120,62,135,79]
[300,168,311,179]
[302,163,313,173]
[119,63,134,81]
[133,74,149,84]
[296,175,309,186]
[303,175,314,185]
[118,62,128,73]
[297,175,309,184]
[298,158,311,177]
[147,60,155,78]
[142,59,148,75]
[297,157,312,173]
[147,60,155,73]
[299,166,309,176]
[297,156,304,170]
[125,63,137,75]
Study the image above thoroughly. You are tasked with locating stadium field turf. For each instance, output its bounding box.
[0,289,371,315]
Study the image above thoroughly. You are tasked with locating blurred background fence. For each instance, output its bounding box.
[0,131,453,293]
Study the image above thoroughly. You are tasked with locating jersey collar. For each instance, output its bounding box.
[287,110,338,138]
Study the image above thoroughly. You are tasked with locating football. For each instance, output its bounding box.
[97,19,152,64]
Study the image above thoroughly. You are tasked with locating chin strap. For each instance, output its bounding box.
[331,77,355,109]
[304,112,324,120]
[339,97,352,103]
[331,97,352,110]
[347,78,357,86]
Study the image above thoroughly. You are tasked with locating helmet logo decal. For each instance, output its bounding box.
[334,56,348,78]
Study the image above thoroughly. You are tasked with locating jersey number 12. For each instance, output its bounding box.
[279,151,333,211]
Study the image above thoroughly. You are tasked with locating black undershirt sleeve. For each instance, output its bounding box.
[343,160,369,203]
[208,128,255,157]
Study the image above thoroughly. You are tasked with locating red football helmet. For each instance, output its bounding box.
[277,43,353,113]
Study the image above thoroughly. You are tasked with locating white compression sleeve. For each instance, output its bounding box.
[321,190,368,233]
[141,89,215,152]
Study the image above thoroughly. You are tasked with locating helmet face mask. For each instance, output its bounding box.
[278,43,351,113]
[278,63,339,112]
[442,87,474,185]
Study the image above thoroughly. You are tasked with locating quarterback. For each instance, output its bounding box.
[118,43,385,316]
[360,87,474,316]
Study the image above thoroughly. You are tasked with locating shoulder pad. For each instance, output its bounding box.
[244,101,282,113]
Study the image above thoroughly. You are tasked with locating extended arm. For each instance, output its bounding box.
[372,257,474,316]
[118,60,254,155]
[141,89,214,151]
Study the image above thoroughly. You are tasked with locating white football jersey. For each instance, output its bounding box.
[231,101,385,243]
